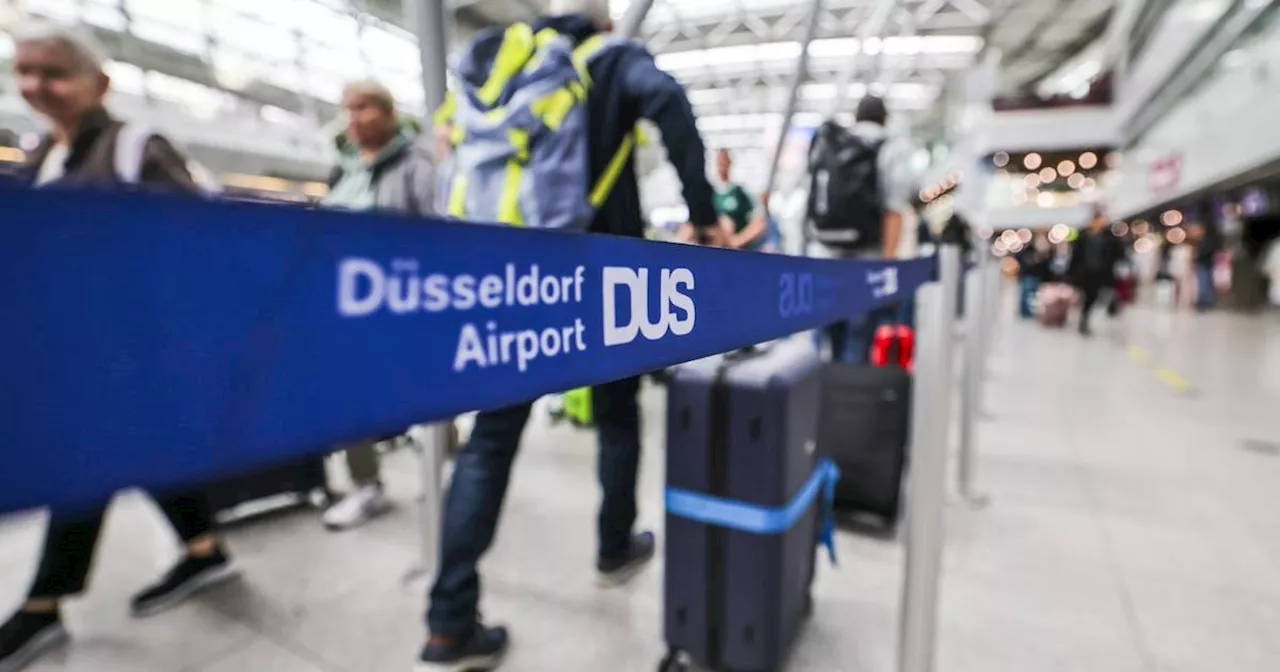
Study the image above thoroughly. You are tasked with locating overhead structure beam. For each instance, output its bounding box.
[638,0,991,55]
[619,0,657,38]
[764,0,827,200]
[1001,0,1087,66]
[1019,7,1115,90]
[829,0,899,116]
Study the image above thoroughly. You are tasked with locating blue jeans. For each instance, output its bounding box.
[427,376,642,637]
[1196,263,1215,310]
[822,303,900,364]
[1018,276,1040,318]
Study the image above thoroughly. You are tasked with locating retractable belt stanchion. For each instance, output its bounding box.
[958,247,990,506]
[983,254,1002,360]
[405,0,452,585]
[407,423,449,583]
[898,244,961,672]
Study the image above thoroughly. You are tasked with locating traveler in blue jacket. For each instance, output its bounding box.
[418,0,720,668]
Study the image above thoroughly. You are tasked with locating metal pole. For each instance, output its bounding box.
[404,0,452,584]
[618,0,655,39]
[957,246,989,506]
[407,0,451,120]
[898,244,961,672]
[984,256,1002,359]
[763,0,825,201]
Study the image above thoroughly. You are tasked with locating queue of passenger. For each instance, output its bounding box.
[0,0,909,668]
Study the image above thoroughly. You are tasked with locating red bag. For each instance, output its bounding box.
[870,324,915,372]
[1114,276,1134,304]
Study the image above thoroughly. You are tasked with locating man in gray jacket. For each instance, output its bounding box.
[320,79,440,530]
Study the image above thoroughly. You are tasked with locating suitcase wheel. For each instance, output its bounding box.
[307,488,333,509]
[657,649,688,672]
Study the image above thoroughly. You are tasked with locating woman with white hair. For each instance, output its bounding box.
[1,22,236,672]
[10,22,201,190]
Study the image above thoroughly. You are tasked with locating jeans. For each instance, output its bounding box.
[427,376,642,637]
[1018,276,1040,318]
[823,302,900,365]
[29,491,214,599]
[1196,263,1215,310]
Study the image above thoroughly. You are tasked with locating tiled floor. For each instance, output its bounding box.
[2,301,1279,671]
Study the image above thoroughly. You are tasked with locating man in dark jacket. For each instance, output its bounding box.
[419,1,719,668]
[1068,208,1126,336]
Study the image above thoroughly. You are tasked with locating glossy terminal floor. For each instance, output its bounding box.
[2,298,1279,672]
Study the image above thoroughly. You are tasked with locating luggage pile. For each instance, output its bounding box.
[657,319,917,670]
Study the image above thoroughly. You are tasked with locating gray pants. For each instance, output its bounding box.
[338,442,381,487]
[337,423,461,488]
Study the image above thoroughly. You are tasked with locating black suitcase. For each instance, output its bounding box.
[662,342,827,672]
[817,363,911,528]
[205,456,331,525]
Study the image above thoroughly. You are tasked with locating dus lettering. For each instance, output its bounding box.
[867,267,899,299]
[602,267,696,347]
[778,272,814,318]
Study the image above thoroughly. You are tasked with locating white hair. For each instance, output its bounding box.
[549,0,612,24]
[12,20,109,75]
[341,79,396,113]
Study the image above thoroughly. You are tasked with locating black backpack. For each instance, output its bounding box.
[807,121,885,249]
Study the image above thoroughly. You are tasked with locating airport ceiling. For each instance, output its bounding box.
[368,0,1119,136]
[4,0,1115,135]
[359,0,1116,97]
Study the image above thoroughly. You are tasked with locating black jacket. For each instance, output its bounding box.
[17,107,196,192]
[532,15,718,238]
[1068,228,1127,286]
[939,214,973,255]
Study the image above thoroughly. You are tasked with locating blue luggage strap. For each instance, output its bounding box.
[665,458,843,565]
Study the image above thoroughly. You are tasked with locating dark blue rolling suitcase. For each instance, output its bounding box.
[662,341,837,672]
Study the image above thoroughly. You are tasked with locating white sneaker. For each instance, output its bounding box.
[323,485,390,531]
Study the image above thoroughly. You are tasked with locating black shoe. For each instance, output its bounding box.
[596,531,657,587]
[417,623,509,671]
[130,549,240,618]
[0,610,67,672]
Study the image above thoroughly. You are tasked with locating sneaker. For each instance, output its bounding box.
[130,549,240,618]
[596,531,657,587]
[417,623,509,671]
[0,610,67,672]
[323,484,390,531]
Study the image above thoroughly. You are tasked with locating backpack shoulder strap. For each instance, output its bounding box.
[571,34,629,86]
[114,122,156,186]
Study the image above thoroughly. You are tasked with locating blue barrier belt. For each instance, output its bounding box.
[0,185,933,514]
[665,458,842,565]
